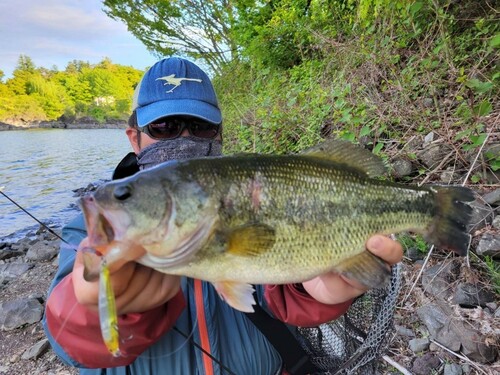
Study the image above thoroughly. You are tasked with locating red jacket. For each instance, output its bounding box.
[45,273,351,369]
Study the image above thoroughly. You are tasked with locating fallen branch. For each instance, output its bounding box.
[402,245,434,303]
[382,355,412,375]
[462,128,491,186]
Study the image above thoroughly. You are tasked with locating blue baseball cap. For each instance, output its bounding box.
[132,57,222,126]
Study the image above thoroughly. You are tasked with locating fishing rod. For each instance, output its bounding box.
[0,186,238,375]
[0,187,69,244]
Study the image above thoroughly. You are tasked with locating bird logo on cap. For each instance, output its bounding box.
[156,74,202,93]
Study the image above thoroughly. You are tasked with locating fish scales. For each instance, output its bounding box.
[159,155,436,284]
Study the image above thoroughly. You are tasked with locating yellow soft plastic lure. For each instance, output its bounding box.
[98,257,121,357]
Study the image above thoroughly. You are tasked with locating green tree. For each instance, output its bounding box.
[102,0,238,73]
[5,55,44,96]
[16,55,36,72]
[65,60,91,74]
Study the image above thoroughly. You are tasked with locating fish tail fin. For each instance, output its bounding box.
[426,186,475,256]
[337,251,392,289]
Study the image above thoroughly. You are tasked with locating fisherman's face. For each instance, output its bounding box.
[126,117,221,153]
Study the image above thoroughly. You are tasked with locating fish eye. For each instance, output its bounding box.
[113,185,133,201]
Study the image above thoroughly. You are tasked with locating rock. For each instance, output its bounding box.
[419,143,451,169]
[482,188,500,206]
[409,337,430,353]
[468,200,494,232]
[417,303,461,350]
[412,352,441,375]
[25,240,59,262]
[0,365,9,373]
[72,182,103,197]
[475,233,500,258]
[0,249,25,261]
[444,363,463,375]
[14,237,36,252]
[492,216,500,229]
[392,158,414,178]
[440,167,461,184]
[0,298,44,331]
[453,283,496,307]
[417,302,497,363]
[21,339,50,360]
[421,260,460,300]
[395,324,416,338]
[0,263,34,284]
[485,302,497,311]
[424,132,435,145]
[428,342,440,351]
[407,247,425,261]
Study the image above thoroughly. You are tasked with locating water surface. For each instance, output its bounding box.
[0,129,131,240]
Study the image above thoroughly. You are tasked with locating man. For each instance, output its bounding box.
[43,57,403,374]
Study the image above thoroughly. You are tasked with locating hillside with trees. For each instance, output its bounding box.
[0,56,144,125]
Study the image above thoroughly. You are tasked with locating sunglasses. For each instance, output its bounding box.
[139,117,220,140]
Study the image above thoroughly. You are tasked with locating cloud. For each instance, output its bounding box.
[23,1,125,39]
[0,0,156,77]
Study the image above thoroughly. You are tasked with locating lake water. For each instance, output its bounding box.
[0,129,132,240]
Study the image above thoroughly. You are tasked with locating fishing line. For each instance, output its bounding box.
[0,187,69,244]
[0,187,239,375]
[172,326,237,375]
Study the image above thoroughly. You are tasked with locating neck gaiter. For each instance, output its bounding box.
[136,136,222,170]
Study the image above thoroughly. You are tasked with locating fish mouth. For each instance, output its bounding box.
[79,194,146,281]
[80,194,116,251]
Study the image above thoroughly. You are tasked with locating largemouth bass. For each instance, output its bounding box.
[81,139,473,312]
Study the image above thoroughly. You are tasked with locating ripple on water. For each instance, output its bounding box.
[0,129,131,239]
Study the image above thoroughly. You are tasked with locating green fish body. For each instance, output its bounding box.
[82,140,473,312]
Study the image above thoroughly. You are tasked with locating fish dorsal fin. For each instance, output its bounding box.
[226,223,276,256]
[301,139,387,177]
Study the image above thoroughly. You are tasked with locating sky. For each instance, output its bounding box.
[0,0,158,78]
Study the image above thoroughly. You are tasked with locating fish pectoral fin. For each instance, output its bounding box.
[336,251,391,289]
[214,281,256,312]
[226,223,275,256]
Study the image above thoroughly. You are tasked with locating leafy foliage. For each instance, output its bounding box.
[214,0,498,182]
[102,0,238,74]
[0,56,143,123]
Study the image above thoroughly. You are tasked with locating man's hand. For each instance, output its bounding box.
[72,238,181,315]
[303,235,403,305]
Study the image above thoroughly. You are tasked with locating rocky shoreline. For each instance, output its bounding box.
[0,119,126,131]
[0,150,499,374]
[0,226,77,375]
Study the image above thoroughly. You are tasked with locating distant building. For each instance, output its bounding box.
[93,96,115,106]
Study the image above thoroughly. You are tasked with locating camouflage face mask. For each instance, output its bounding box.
[136,136,222,170]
